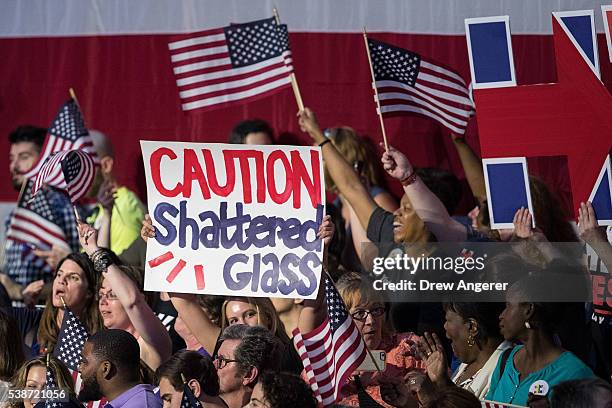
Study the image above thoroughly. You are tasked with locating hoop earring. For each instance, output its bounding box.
[467,335,475,347]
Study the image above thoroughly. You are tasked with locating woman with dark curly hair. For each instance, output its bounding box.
[245,371,317,408]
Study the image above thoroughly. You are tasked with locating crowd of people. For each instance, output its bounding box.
[1,107,611,408]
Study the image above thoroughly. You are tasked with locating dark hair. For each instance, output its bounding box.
[87,329,140,380]
[529,177,578,242]
[219,325,282,376]
[196,295,224,327]
[508,274,569,335]
[325,203,347,279]
[258,371,317,408]
[38,253,103,353]
[416,168,463,215]
[550,378,612,407]
[228,119,274,144]
[0,309,25,381]
[155,350,220,397]
[8,125,46,149]
[443,302,504,345]
[423,386,481,408]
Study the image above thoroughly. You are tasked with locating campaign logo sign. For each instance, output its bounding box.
[465,10,611,219]
[141,141,325,299]
[482,157,534,230]
[589,155,612,225]
[465,16,516,89]
[553,10,600,79]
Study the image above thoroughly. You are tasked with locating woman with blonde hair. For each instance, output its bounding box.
[9,355,79,408]
[334,272,424,407]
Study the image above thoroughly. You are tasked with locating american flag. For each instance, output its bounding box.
[33,357,76,408]
[168,17,292,112]
[53,307,89,371]
[5,179,70,252]
[52,308,107,408]
[481,401,521,408]
[31,149,95,204]
[24,99,97,179]
[367,38,475,135]
[180,384,203,408]
[292,276,367,407]
[277,24,293,69]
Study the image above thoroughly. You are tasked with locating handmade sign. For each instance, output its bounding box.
[141,141,325,298]
[465,10,612,225]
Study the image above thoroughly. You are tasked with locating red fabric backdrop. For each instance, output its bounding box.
[1,32,611,216]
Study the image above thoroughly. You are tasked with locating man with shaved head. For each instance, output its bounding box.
[85,130,145,257]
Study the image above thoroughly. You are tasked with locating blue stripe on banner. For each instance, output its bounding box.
[560,15,595,66]
[468,21,513,84]
[486,162,529,224]
[592,167,612,221]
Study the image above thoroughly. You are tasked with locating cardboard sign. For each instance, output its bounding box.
[141,141,325,299]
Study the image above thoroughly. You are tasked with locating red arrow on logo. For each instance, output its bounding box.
[474,16,611,217]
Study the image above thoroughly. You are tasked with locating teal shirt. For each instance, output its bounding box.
[486,345,595,406]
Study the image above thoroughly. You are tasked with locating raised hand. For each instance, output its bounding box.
[22,279,44,308]
[318,215,334,247]
[141,214,156,242]
[513,207,534,239]
[297,108,324,142]
[97,179,118,213]
[381,145,414,181]
[77,222,99,255]
[578,201,605,242]
[417,332,450,386]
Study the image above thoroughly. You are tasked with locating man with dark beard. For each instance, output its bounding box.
[2,125,81,304]
[214,325,282,408]
[78,329,161,407]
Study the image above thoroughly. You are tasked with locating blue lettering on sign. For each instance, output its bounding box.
[152,201,324,297]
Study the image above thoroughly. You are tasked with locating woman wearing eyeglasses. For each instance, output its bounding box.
[77,223,172,371]
[334,272,424,407]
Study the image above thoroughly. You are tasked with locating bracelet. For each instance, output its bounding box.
[318,139,331,148]
[400,171,418,186]
[89,248,114,274]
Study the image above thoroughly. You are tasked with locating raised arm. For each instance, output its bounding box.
[78,223,171,370]
[381,146,467,242]
[140,215,221,354]
[298,108,377,230]
[168,293,221,355]
[451,134,487,203]
[298,216,334,333]
[579,201,612,270]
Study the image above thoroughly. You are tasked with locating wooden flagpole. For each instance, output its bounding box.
[69,88,122,224]
[363,28,389,151]
[272,7,304,111]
